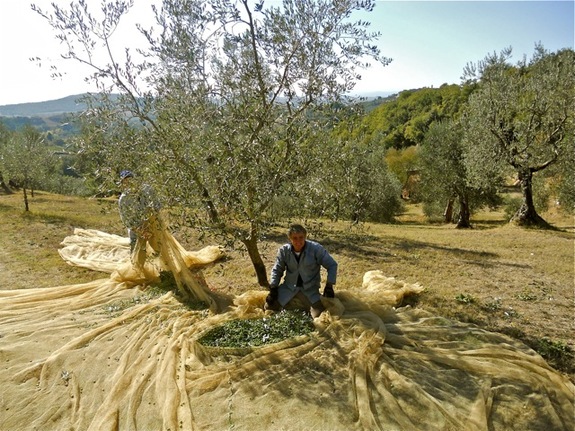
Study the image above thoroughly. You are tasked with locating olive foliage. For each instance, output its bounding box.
[419,120,501,227]
[298,136,403,223]
[1,126,54,210]
[462,45,575,226]
[33,0,390,285]
[0,122,13,193]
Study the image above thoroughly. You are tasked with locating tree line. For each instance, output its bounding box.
[0,0,572,286]
[336,46,574,228]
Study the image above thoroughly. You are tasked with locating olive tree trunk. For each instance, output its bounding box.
[456,193,471,228]
[241,222,269,288]
[511,168,549,227]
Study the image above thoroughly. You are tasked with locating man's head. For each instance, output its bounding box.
[288,224,307,252]
[120,170,133,181]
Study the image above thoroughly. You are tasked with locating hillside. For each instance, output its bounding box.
[0,91,396,120]
[0,94,89,117]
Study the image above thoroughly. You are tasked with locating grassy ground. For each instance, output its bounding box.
[1,189,573,380]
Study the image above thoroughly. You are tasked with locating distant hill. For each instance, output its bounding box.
[0,94,89,117]
[354,91,396,99]
[1,91,397,117]
[358,92,399,112]
[0,91,397,132]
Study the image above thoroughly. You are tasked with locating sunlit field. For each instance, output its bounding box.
[1,190,573,378]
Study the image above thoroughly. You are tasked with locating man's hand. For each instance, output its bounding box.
[134,223,152,240]
[266,286,279,306]
[323,283,335,298]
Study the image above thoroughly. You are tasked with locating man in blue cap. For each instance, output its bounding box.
[118,170,162,263]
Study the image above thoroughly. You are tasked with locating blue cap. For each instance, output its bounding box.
[120,170,133,180]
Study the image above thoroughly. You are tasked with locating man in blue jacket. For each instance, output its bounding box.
[266,224,337,318]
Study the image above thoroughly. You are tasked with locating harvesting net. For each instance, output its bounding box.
[0,228,572,431]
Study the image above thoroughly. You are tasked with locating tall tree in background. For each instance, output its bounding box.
[462,45,575,227]
[0,122,14,194]
[34,0,390,286]
[419,120,501,227]
[300,136,402,223]
[1,126,53,211]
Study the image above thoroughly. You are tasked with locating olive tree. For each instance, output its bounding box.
[0,122,14,194]
[34,0,390,286]
[462,45,575,227]
[419,120,501,227]
[2,126,53,211]
[302,136,402,223]
[546,145,575,212]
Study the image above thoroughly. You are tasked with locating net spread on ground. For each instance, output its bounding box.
[0,228,572,430]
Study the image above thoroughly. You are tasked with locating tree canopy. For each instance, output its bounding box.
[462,45,575,226]
[419,120,501,227]
[1,125,55,210]
[34,0,391,285]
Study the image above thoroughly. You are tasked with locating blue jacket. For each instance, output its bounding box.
[270,240,337,305]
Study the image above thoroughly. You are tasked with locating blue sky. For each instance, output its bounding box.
[0,0,573,105]
[354,1,575,95]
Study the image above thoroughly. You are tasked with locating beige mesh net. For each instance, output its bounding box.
[0,228,573,431]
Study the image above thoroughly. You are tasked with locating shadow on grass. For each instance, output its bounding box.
[265,226,503,263]
[21,210,74,225]
[1,196,79,226]
[328,235,501,263]
[256,219,571,268]
[469,220,509,229]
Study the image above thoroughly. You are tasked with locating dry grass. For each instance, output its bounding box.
[1,190,573,379]
[0,191,125,288]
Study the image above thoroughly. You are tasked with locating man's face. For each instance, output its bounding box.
[289,232,306,252]
[121,177,134,191]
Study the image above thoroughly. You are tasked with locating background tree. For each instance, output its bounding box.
[34,0,390,286]
[2,125,54,210]
[419,120,501,227]
[545,144,575,212]
[299,136,402,223]
[0,121,14,193]
[462,45,575,227]
[385,146,419,188]
[341,141,402,223]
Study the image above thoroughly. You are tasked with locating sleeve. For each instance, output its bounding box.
[317,246,337,285]
[269,247,286,288]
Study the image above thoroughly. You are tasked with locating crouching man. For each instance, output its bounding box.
[265,224,337,318]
